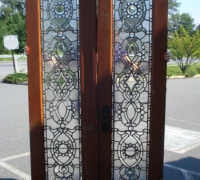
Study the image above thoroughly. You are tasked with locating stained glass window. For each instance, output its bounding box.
[112,0,152,179]
[41,0,81,179]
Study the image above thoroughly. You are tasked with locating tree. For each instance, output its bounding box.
[168,0,180,36]
[168,26,200,73]
[0,0,25,16]
[168,13,195,36]
[168,0,181,17]
[0,0,26,54]
[195,24,200,32]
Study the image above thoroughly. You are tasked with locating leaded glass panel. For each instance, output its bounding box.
[41,0,81,179]
[112,0,152,179]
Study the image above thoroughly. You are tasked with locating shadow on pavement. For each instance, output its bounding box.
[164,157,200,180]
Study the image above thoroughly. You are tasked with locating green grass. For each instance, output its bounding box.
[167,63,200,77]
[0,57,13,61]
[167,65,183,76]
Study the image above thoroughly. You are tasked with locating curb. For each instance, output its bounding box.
[168,76,185,79]
[167,74,200,79]
[0,81,28,85]
[17,82,28,85]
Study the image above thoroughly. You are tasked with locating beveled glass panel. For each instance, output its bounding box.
[41,0,81,179]
[112,0,152,179]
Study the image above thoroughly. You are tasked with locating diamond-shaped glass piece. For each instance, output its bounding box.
[57,73,66,88]
[126,74,136,90]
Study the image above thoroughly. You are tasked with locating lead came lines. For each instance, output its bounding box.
[41,0,81,179]
[112,0,152,179]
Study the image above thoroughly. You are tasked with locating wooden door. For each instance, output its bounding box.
[26,0,168,179]
[97,0,168,179]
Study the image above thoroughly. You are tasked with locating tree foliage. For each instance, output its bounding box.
[168,0,196,36]
[0,0,26,54]
[168,0,181,16]
[168,13,195,36]
[195,24,200,32]
[168,26,200,73]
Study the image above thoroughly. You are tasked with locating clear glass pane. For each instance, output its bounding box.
[41,0,81,179]
[112,0,152,179]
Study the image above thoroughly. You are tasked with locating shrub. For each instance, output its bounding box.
[184,70,196,77]
[196,67,200,74]
[168,26,200,74]
[3,73,28,84]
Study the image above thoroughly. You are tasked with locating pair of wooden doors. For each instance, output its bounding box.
[26,0,168,179]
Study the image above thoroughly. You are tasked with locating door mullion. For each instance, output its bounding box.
[97,0,113,179]
[80,0,98,179]
[149,0,168,179]
[97,0,112,180]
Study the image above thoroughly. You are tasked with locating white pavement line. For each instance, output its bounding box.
[166,118,200,126]
[181,169,194,180]
[177,142,200,154]
[164,125,200,153]
[0,152,30,162]
[0,161,31,180]
[164,164,200,177]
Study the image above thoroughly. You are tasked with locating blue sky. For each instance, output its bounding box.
[178,0,200,25]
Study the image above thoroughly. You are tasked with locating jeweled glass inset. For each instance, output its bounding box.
[41,0,81,179]
[55,5,65,14]
[112,0,152,179]
[127,5,137,15]
[128,44,137,59]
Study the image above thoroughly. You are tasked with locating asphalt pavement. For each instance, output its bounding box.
[0,83,30,179]
[0,61,14,81]
[164,78,200,180]
[0,62,200,179]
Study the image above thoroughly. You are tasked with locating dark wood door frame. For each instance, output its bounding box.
[26,1,45,179]
[97,0,112,179]
[79,0,98,179]
[149,0,168,179]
